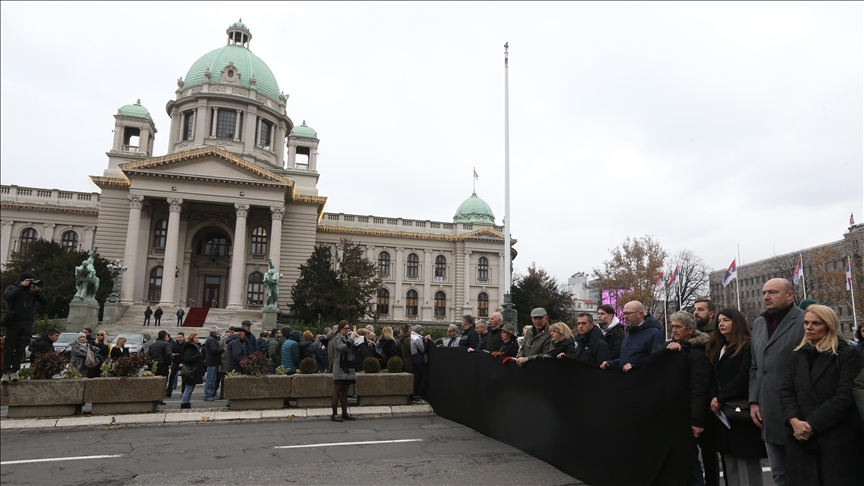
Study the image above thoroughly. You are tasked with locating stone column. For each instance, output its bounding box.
[43,223,55,242]
[256,117,263,146]
[83,227,95,251]
[275,124,286,166]
[210,107,219,138]
[394,247,404,319]
[112,125,123,151]
[226,203,249,310]
[233,109,242,141]
[121,195,145,304]
[464,250,472,306]
[423,250,433,320]
[139,127,150,155]
[244,111,258,152]
[309,147,318,171]
[159,198,183,307]
[1,221,14,268]
[170,107,181,144]
[287,143,296,169]
[499,251,506,303]
[269,206,284,269]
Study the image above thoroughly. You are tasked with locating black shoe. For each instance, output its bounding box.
[165,393,172,398]
[342,414,357,421]
[331,414,343,422]
[158,400,166,405]
[181,403,191,409]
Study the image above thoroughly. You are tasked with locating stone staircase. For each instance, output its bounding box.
[97,304,266,337]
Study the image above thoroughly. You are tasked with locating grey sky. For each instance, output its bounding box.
[2,2,861,284]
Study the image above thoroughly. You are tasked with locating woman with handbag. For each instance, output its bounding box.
[87,331,109,378]
[69,332,95,376]
[706,308,766,486]
[179,333,204,409]
[331,321,359,423]
[779,305,864,486]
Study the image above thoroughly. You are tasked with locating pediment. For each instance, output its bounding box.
[460,227,505,241]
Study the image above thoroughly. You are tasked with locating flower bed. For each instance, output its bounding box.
[84,376,168,415]
[223,375,292,410]
[0,379,85,418]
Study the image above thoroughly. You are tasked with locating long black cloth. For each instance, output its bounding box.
[427,346,692,486]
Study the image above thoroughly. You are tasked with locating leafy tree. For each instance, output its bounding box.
[0,240,112,322]
[289,238,382,324]
[511,262,574,329]
[592,235,667,316]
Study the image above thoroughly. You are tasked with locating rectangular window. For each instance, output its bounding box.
[216,110,237,139]
[183,111,194,140]
[259,120,272,149]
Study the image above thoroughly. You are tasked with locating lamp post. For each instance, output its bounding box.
[106,259,128,304]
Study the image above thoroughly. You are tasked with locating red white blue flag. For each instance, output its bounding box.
[792,257,804,285]
[722,259,737,287]
[474,168,479,180]
[851,213,856,225]
[666,265,679,290]
[847,257,854,291]
[653,271,665,293]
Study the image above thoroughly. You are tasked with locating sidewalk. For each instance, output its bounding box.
[0,403,434,431]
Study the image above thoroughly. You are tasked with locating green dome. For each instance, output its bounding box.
[118,99,150,118]
[290,120,317,138]
[230,20,248,30]
[183,44,281,104]
[453,192,495,224]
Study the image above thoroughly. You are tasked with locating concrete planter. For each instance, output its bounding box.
[290,374,336,407]
[84,376,167,415]
[355,372,413,406]
[223,375,292,410]
[0,379,85,418]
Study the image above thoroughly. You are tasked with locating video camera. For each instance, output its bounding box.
[29,279,44,287]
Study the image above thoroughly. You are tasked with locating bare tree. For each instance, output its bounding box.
[662,250,712,314]
[592,235,667,316]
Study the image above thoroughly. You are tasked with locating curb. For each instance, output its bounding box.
[0,404,434,431]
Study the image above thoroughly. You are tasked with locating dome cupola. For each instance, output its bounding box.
[118,99,150,118]
[453,192,496,225]
[290,120,317,139]
[226,18,252,47]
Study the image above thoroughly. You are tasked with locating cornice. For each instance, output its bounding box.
[90,175,131,187]
[119,169,291,188]
[0,201,99,216]
[316,225,506,243]
[120,147,292,185]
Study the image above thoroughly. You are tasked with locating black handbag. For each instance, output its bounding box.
[722,400,751,421]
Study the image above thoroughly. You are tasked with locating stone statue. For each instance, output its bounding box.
[73,247,100,304]
[263,258,280,311]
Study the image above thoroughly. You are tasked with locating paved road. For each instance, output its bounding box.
[0,415,582,485]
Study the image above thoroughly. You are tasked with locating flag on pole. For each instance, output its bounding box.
[851,213,856,225]
[722,259,737,287]
[653,271,665,293]
[847,257,854,291]
[792,256,804,285]
[666,265,679,290]
[473,168,479,180]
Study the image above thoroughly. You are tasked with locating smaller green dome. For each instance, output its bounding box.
[230,18,248,31]
[291,120,317,138]
[118,99,150,118]
[454,192,495,224]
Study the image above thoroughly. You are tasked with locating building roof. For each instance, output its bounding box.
[118,100,150,118]
[183,37,281,104]
[290,120,317,138]
[453,192,495,224]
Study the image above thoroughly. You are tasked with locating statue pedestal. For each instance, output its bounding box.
[102,302,128,326]
[262,309,278,328]
[67,301,100,332]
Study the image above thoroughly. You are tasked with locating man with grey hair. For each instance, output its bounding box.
[410,324,432,403]
[458,314,479,350]
[203,326,223,401]
[441,324,461,347]
[665,311,712,485]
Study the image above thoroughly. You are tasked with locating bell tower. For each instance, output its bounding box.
[104,100,157,178]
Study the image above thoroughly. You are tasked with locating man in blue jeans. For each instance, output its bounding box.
[202,326,223,401]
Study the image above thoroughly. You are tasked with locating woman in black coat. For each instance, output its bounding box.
[179,333,204,409]
[780,305,864,486]
[706,309,766,485]
[379,326,399,365]
[353,329,373,371]
[110,337,130,360]
[491,324,519,358]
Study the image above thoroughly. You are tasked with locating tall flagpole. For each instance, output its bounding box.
[473,166,476,193]
[800,252,808,299]
[850,256,858,330]
[736,244,742,311]
[501,42,516,330]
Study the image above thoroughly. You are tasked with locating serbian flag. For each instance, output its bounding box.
[847,257,854,291]
[721,259,737,287]
[851,213,856,225]
[792,256,804,285]
[666,265,679,290]
[474,168,479,180]
[653,271,665,293]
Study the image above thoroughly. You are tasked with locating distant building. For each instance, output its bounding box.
[567,272,598,320]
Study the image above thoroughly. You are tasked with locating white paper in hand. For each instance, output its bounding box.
[715,410,731,429]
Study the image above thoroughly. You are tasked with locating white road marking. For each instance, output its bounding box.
[276,439,423,449]
[719,467,772,476]
[1,454,124,465]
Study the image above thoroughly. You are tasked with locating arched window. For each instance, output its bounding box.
[377,288,390,315]
[478,292,489,318]
[378,251,391,275]
[477,256,489,281]
[406,289,418,316]
[406,253,419,277]
[153,220,168,248]
[250,227,267,255]
[435,255,447,279]
[148,266,163,302]
[200,232,229,257]
[61,230,79,251]
[18,228,38,254]
[434,291,447,317]
[247,272,264,305]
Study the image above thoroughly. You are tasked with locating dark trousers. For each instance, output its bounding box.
[690,436,705,486]
[167,366,180,396]
[144,317,150,326]
[413,363,428,399]
[2,322,33,373]
[216,371,226,398]
[699,436,722,486]
[154,317,161,326]
[177,317,183,326]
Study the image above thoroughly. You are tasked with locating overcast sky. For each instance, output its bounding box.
[2,2,861,284]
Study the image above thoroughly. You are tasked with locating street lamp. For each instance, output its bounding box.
[106,259,128,303]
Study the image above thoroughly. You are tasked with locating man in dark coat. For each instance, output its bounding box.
[474,321,489,351]
[176,308,185,327]
[457,314,479,350]
[572,314,610,365]
[597,304,625,360]
[143,306,152,326]
[166,332,185,397]
[153,306,163,326]
[29,328,60,357]
[665,311,712,486]
[401,324,415,373]
[692,297,720,486]
[203,326,222,401]
[748,278,805,486]
[147,330,172,404]
[240,320,257,356]
[601,301,664,372]
[226,328,249,373]
[484,312,504,354]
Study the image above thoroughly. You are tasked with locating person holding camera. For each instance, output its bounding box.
[2,271,48,383]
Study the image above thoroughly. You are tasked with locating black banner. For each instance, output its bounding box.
[427,346,692,485]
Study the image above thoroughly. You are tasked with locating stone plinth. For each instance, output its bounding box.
[67,301,100,332]
[0,379,85,418]
[102,302,128,325]
[84,376,167,415]
[355,373,413,406]
[262,309,278,328]
[224,375,292,400]
[291,374,335,397]
[228,398,285,410]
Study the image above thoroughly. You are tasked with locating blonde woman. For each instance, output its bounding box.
[110,337,130,360]
[779,305,863,486]
[379,326,399,364]
[543,322,578,360]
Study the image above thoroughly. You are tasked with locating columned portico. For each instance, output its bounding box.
[121,195,145,304]
[226,203,249,309]
[158,198,183,306]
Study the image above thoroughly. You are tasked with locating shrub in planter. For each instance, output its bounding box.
[298,357,317,374]
[31,351,68,379]
[363,356,381,374]
[386,356,403,374]
[113,354,152,377]
[240,351,269,377]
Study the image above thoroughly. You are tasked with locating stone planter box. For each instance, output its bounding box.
[84,376,167,415]
[0,379,85,418]
[290,374,336,407]
[223,375,292,410]
[355,373,413,406]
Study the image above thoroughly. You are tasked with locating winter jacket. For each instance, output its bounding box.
[225,335,248,373]
[380,338,399,363]
[605,316,664,368]
[110,345,130,360]
[144,308,153,318]
[666,330,712,428]
[69,341,90,371]
[180,342,204,385]
[267,337,281,367]
[708,341,766,459]
[476,333,489,351]
[497,338,519,358]
[220,336,231,371]
[602,318,625,360]
[353,338,375,371]
[170,340,184,370]
[204,334,223,367]
[280,337,301,373]
[256,337,269,355]
[401,333,415,373]
[854,369,864,424]
[153,308,163,320]
[573,325,611,366]
[517,325,552,360]
[148,339,173,365]
[29,334,55,356]
[243,331,257,356]
[410,332,428,367]
[545,337,578,360]
[3,283,48,326]
[332,334,358,381]
[299,339,315,360]
[485,327,503,356]
[458,325,480,350]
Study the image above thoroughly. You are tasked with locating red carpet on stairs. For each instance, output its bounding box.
[183,308,209,327]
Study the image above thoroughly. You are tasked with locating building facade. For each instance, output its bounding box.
[0,21,512,324]
[567,272,598,320]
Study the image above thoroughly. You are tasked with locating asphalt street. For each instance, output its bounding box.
[0,415,582,486]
